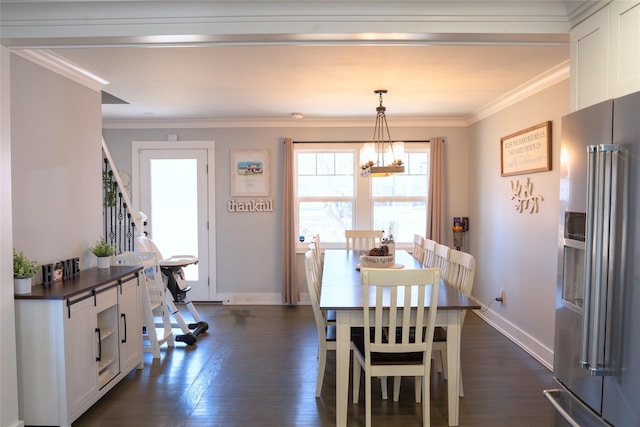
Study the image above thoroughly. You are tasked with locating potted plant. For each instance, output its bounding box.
[13,249,40,294]
[89,237,116,268]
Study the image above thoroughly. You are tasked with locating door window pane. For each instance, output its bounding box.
[150,158,199,280]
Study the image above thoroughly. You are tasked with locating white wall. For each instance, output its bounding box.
[103,125,469,303]
[10,54,103,269]
[1,45,22,427]
[468,79,570,369]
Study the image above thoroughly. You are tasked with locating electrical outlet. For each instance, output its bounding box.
[495,289,505,303]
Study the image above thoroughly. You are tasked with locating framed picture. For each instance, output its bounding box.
[500,121,552,177]
[231,150,270,196]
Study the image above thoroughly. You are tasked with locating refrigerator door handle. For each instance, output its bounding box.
[581,145,598,369]
[583,144,619,376]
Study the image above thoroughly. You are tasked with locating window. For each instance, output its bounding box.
[295,142,429,248]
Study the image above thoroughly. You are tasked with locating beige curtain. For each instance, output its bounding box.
[427,136,446,242]
[281,138,299,304]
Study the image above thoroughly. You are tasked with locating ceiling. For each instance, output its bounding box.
[52,43,570,124]
[2,1,589,126]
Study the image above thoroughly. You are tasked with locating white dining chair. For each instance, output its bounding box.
[308,234,323,279]
[345,229,383,251]
[412,234,426,264]
[304,250,335,397]
[352,267,440,427]
[422,238,436,267]
[432,249,475,396]
[431,243,450,277]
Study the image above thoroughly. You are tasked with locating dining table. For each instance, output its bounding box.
[319,249,480,427]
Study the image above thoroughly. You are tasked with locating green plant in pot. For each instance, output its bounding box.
[13,249,40,294]
[89,237,116,268]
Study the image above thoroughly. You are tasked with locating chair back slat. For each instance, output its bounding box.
[412,234,425,264]
[422,239,436,267]
[345,230,383,251]
[446,249,475,297]
[431,243,450,277]
[304,251,326,340]
[308,233,323,281]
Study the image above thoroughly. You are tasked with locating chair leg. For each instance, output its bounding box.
[316,346,326,398]
[414,376,421,403]
[352,353,361,404]
[393,376,401,401]
[380,376,388,400]
[422,375,430,427]
[433,350,443,375]
[459,367,464,397]
[365,372,372,427]
[439,349,448,380]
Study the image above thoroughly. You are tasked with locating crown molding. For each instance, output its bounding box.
[465,60,570,126]
[11,49,108,92]
[102,116,468,129]
[565,0,611,27]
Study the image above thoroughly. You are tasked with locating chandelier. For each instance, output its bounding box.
[360,89,405,177]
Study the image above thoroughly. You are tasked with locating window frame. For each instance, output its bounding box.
[293,141,429,252]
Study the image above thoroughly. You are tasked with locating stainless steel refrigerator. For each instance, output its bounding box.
[545,90,640,426]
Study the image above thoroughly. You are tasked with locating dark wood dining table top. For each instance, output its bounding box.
[319,249,480,312]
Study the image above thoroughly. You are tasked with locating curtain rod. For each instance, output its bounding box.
[290,139,433,144]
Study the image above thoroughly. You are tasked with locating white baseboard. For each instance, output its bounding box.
[213,292,311,305]
[473,303,554,371]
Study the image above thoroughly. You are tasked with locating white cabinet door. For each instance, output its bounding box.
[65,296,98,417]
[609,1,640,97]
[119,275,143,373]
[570,6,610,110]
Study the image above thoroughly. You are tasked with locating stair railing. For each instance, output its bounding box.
[101,137,144,254]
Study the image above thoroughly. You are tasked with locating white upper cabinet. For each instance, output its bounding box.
[571,1,640,110]
[609,1,640,97]
[571,6,610,110]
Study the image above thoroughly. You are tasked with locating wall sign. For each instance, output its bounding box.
[500,121,551,177]
[228,199,274,212]
[510,178,543,213]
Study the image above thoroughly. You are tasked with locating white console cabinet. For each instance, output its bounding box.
[15,265,142,427]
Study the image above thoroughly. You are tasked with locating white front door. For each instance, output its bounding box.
[134,142,215,301]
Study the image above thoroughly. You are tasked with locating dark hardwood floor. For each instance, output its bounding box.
[73,304,555,427]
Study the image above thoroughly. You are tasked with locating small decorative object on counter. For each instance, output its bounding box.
[382,221,398,255]
[360,245,395,268]
[13,248,40,294]
[54,262,64,281]
[89,237,116,269]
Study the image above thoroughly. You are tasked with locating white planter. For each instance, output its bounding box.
[14,277,33,295]
[97,256,111,269]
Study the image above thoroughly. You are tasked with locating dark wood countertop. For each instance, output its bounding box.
[14,265,142,301]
